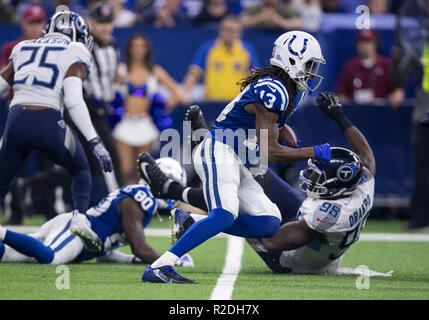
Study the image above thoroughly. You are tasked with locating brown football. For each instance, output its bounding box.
[278,124,298,148]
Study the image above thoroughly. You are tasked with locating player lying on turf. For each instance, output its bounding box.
[0,158,192,266]
[138,31,331,284]
[139,92,376,275]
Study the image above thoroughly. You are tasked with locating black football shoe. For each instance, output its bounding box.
[137,152,172,198]
[185,105,209,152]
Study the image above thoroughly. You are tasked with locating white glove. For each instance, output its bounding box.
[90,137,113,172]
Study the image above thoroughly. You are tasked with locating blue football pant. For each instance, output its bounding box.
[0,107,91,213]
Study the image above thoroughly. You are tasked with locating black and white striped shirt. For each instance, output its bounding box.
[84,38,119,104]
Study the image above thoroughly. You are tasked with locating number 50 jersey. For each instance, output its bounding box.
[9,33,91,113]
[280,168,375,274]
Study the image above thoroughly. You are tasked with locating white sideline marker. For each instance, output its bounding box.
[210,235,244,300]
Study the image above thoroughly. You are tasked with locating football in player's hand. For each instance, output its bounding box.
[278,124,298,148]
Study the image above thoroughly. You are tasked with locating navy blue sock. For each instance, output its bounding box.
[224,215,280,238]
[0,242,5,260]
[71,167,92,213]
[3,230,54,264]
[169,208,235,258]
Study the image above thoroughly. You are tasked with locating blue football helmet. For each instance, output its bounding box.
[44,10,93,51]
[299,147,363,199]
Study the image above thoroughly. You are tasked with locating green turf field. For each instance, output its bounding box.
[0,216,428,300]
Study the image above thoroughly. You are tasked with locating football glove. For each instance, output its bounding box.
[316,92,353,131]
[90,137,113,172]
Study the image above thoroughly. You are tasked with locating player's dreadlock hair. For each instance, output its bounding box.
[237,65,297,116]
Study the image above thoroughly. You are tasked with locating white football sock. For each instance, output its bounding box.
[190,213,206,222]
[0,226,6,242]
[151,251,180,268]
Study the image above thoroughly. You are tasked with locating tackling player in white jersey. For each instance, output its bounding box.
[0,10,113,249]
[148,91,376,275]
[247,91,376,274]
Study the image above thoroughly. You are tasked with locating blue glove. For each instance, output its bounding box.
[314,143,331,162]
[90,137,113,172]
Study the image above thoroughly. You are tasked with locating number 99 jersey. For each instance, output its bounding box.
[9,34,91,113]
[280,168,375,274]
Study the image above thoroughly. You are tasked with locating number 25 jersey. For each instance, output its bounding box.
[9,33,91,113]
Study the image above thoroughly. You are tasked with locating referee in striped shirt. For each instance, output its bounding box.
[68,2,122,204]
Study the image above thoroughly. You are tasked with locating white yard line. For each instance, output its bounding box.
[359,233,429,242]
[210,235,244,300]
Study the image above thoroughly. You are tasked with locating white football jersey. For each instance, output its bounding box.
[9,34,91,113]
[280,167,375,274]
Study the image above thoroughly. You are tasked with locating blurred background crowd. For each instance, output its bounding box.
[0,0,428,231]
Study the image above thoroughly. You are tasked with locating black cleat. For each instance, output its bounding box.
[137,152,171,198]
[142,265,197,284]
[185,105,208,131]
[185,105,209,152]
[170,208,196,245]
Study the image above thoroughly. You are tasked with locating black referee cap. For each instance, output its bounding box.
[89,2,114,23]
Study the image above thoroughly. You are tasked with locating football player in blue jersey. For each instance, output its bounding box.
[142,92,376,276]
[0,10,113,250]
[0,158,192,267]
[139,31,332,284]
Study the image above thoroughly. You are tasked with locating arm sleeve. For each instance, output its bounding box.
[63,76,98,141]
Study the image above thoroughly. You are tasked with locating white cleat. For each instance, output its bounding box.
[69,210,102,252]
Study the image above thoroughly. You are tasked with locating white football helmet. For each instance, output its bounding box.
[155,157,187,186]
[270,31,325,93]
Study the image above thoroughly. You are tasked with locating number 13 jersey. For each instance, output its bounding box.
[9,33,91,113]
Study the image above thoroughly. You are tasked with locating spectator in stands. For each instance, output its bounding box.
[113,34,186,183]
[142,0,191,27]
[110,0,138,27]
[321,0,347,13]
[367,0,389,15]
[290,0,322,31]
[335,29,404,108]
[240,0,303,30]
[193,0,229,25]
[0,5,46,68]
[182,15,260,102]
[0,0,16,22]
